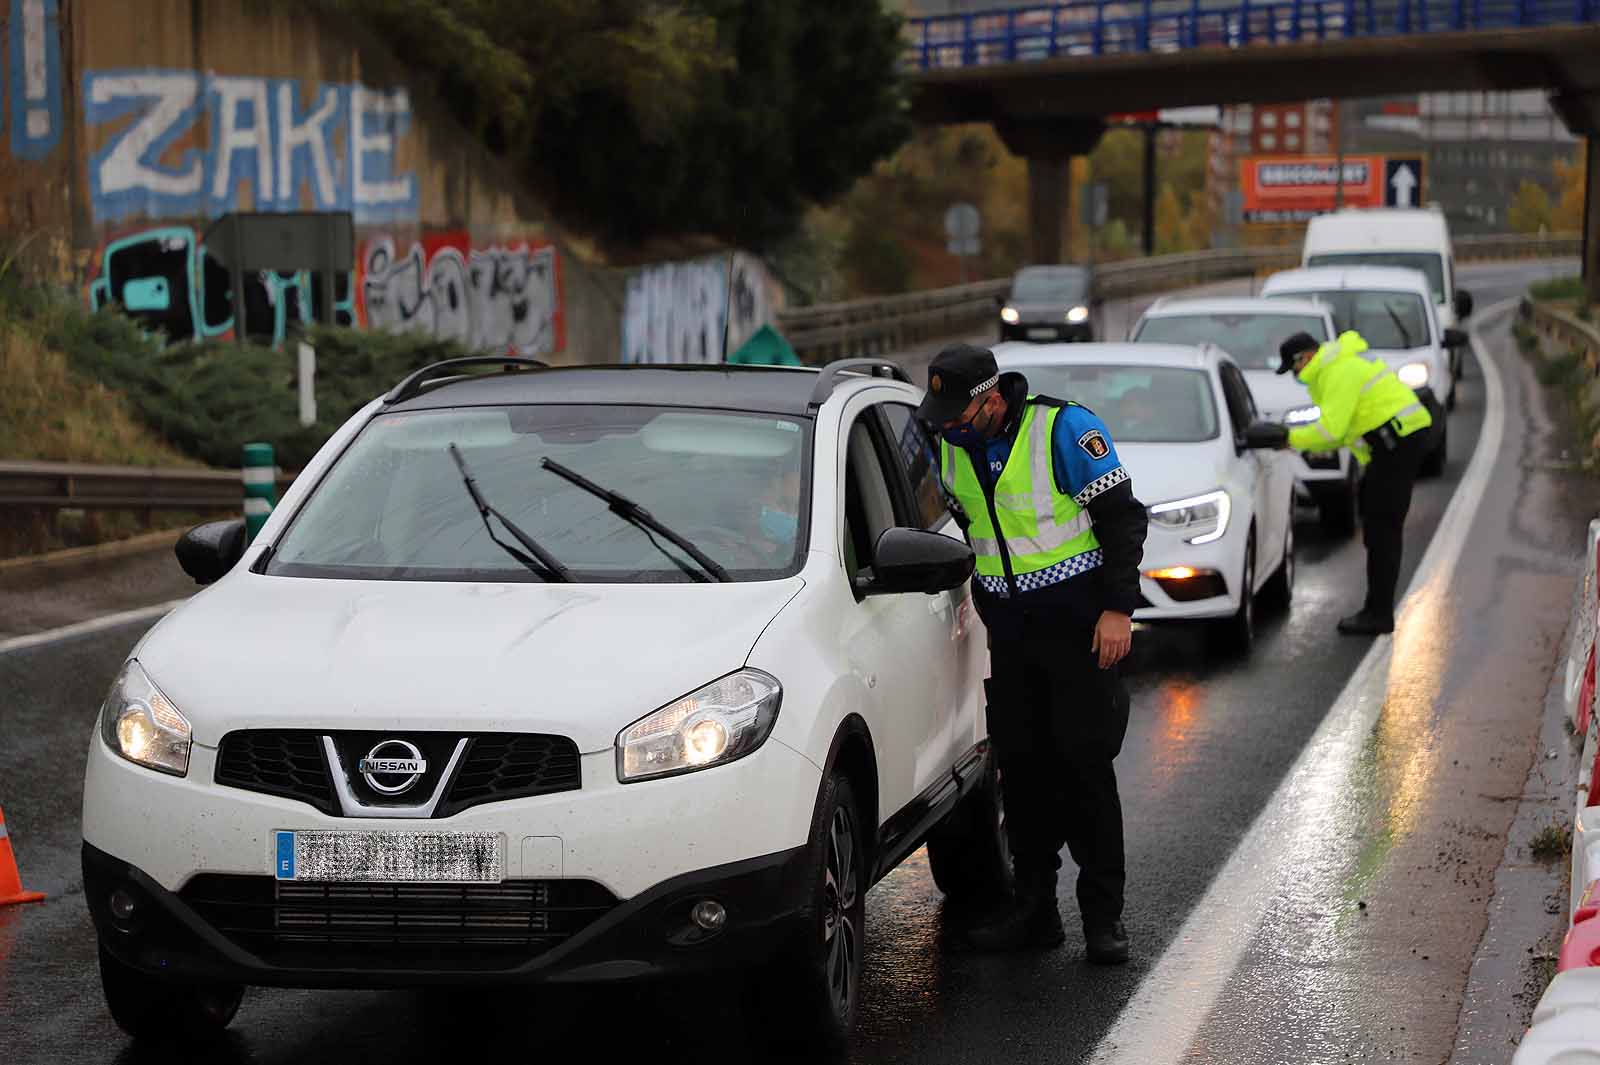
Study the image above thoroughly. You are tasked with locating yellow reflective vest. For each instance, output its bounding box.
[1288,331,1433,465]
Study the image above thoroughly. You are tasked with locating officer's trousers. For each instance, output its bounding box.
[1359,427,1431,621]
[984,621,1131,929]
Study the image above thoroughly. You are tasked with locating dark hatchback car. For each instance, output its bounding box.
[997,264,1099,343]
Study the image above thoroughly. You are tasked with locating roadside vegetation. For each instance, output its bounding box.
[1528,820,1573,861]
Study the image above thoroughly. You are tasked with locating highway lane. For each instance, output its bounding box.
[0,259,1580,1065]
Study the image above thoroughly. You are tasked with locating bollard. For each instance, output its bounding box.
[242,442,276,543]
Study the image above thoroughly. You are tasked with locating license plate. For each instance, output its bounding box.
[1027,327,1057,340]
[274,830,503,883]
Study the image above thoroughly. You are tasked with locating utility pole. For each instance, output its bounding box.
[1143,123,1158,256]
[1334,100,1346,209]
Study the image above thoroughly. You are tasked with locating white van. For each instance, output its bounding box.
[1301,208,1475,402]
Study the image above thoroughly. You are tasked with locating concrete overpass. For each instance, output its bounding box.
[904,3,1600,296]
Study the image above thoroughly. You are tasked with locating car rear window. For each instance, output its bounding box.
[266,405,811,583]
[1009,364,1219,443]
[1133,313,1331,370]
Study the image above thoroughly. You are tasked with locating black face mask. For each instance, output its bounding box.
[941,394,1003,447]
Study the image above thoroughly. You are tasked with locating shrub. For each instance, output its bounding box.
[1530,276,1587,302]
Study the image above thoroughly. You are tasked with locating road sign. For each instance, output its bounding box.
[1384,158,1423,207]
[944,203,981,241]
[1240,155,1387,222]
[947,236,980,256]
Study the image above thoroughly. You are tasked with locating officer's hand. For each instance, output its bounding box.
[1091,611,1133,669]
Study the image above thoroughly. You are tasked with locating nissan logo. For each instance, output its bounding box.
[357,740,428,795]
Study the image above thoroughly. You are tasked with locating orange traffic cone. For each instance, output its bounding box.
[0,806,45,906]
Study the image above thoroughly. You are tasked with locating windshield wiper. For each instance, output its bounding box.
[448,444,573,583]
[539,458,731,583]
[1383,305,1414,349]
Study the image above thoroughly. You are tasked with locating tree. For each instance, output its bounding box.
[1153,185,1185,255]
[1554,142,1588,233]
[310,0,910,252]
[1508,180,1554,234]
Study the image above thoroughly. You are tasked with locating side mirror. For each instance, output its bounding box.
[1454,289,1474,319]
[1442,327,1469,349]
[859,527,974,596]
[1241,421,1289,450]
[175,518,247,585]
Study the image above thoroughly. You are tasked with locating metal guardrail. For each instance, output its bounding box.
[778,233,1581,361]
[1523,293,1600,367]
[0,461,295,511]
[904,0,1599,69]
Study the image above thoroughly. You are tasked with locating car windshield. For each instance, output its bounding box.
[1009,364,1219,443]
[1133,312,1331,370]
[266,405,810,583]
[1305,251,1446,302]
[1269,289,1431,349]
[1011,268,1089,303]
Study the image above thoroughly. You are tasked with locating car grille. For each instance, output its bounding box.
[214,731,582,816]
[180,876,618,971]
[214,730,338,815]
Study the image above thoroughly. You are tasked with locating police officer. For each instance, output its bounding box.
[1277,330,1434,635]
[916,343,1148,963]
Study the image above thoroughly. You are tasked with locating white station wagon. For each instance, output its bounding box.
[82,357,1008,1051]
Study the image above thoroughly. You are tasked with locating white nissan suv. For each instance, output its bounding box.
[81,357,1006,1051]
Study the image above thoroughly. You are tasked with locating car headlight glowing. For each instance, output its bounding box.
[1284,404,1321,426]
[1066,305,1090,323]
[1148,489,1231,546]
[1397,362,1430,389]
[617,668,781,782]
[1000,306,1020,324]
[99,661,191,776]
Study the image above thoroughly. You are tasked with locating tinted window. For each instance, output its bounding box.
[881,404,951,531]
[268,405,809,583]
[1015,364,1219,443]
[1133,312,1331,370]
[1305,251,1446,301]
[1268,289,1430,349]
[1011,267,1090,303]
[1218,363,1256,434]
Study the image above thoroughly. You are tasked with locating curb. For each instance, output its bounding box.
[0,528,184,577]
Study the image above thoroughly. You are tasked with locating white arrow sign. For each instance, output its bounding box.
[1389,163,1417,207]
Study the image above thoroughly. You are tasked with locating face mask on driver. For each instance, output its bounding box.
[759,506,799,545]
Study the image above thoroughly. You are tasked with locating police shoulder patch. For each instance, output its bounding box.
[1077,428,1110,460]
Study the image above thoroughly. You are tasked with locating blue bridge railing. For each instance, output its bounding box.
[904,0,1597,68]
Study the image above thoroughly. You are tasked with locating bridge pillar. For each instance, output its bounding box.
[1551,93,1600,303]
[995,118,1107,264]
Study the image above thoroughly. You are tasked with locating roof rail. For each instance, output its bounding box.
[806,358,912,410]
[383,356,548,405]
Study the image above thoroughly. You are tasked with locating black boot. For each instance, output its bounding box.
[1337,610,1394,635]
[967,874,1065,952]
[1085,920,1130,965]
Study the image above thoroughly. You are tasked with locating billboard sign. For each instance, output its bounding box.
[1240,155,1399,222]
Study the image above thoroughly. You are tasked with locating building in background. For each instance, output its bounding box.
[1419,91,1578,233]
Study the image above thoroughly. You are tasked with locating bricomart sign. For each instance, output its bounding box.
[1241,155,1423,222]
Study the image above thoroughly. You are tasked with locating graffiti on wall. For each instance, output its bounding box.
[359,234,564,357]
[5,0,64,160]
[622,252,777,364]
[86,225,355,346]
[81,69,416,224]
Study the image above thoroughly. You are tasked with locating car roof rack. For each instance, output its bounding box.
[806,358,912,410]
[383,355,548,405]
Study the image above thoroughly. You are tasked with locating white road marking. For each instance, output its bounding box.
[1088,298,1514,1064]
[0,599,189,657]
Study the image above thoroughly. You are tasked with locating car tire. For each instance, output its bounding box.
[1317,465,1359,536]
[1211,529,1255,656]
[926,753,1011,908]
[98,942,243,1041]
[1420,419,1448,479]
[757,771,867,1052]
[1262,509,1294,612]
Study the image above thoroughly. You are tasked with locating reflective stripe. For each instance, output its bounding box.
[1028,409,1055,524]
[964,409,1093,556]
[970,509,1093,558]
[1306,421,1340,447]
[1392,402,1422,418]
[1358,370,1391,395]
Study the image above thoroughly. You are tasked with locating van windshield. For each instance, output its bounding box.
[1305,251,1446,303]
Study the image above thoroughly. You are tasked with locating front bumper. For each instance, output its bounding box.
[1132,516,1247,622]
[1001,320,1093,343]
[84,840,812,988]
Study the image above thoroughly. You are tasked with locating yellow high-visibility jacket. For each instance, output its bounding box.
[1288,331,1433,465]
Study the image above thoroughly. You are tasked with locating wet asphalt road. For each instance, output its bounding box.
[0,261,1589,1065]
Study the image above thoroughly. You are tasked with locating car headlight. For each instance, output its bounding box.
[1284,404,1321,426]
[99,661,191,777]
[617,669,782,783]
[1066,305,1089,323]
[1148,489,1231,546]
[1000,306,1020,324]
[1397,362,1429,389]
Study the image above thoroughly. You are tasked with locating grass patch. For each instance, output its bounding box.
[1529,821,1573,861]
[1536,350,1583,387]
[1531,276,1588,302]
